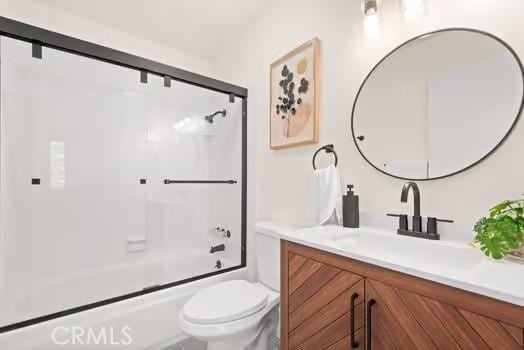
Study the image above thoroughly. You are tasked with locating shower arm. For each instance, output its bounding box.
[204,109,227,123]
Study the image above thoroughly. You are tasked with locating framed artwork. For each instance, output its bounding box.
[270,38,320,149]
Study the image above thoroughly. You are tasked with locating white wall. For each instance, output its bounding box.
[0,0,212,75]
[212,0,524,243]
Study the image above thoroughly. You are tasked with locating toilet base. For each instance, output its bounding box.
[205,306,279,350]
[206,341,237,350]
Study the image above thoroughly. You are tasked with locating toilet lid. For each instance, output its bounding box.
[183,280,268,324]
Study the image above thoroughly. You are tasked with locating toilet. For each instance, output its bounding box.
[179,222,296,350]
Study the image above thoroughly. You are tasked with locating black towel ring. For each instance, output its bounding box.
[312,144,338,170]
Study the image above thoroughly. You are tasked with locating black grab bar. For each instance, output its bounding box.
[163,179,237,184]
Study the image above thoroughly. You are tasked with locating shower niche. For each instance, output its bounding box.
[0,24,246,331]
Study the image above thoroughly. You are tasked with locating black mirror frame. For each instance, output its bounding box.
[351,28,524,181]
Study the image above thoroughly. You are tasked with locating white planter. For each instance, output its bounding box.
[508,241,524,262]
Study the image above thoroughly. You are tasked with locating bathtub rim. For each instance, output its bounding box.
[0,268,249,349]
[0,264,246,334]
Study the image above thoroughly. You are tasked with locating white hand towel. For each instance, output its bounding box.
[314,165,343,225]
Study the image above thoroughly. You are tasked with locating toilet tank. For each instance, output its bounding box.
[254,221,299,292]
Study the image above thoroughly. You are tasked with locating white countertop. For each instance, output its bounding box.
[256,221,524,307]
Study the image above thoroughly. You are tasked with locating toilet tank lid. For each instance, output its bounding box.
[255,221,300,238]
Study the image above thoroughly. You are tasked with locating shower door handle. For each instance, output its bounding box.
[163,179,237,184]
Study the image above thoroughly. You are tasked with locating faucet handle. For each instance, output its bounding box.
[387,213,408,231]
[427,217,454,235]
[437,218,454,223]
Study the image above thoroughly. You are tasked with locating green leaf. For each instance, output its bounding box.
[474,196,524,259]
[490,201,512,217]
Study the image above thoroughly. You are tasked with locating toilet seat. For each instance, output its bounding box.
[179,281,280,348]
[182,280,268,324]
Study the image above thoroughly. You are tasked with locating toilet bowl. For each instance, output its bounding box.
[178,222,297,350]
[179,280,280,350]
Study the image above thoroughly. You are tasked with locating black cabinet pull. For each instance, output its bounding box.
[366,299,376,350]
[350,293,359,348]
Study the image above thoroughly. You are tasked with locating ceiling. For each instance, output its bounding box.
[31,0,272,59]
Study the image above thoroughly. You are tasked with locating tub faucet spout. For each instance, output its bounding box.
[210,244,225,254]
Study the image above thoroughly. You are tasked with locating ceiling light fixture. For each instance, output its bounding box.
[363,0,378,16]
[363,0,380,38]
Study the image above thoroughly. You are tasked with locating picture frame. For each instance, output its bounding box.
[270,38,320,149]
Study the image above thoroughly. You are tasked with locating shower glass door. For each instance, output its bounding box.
[0,36,150,328]
[0,34,244,330]
[145,74,242,285]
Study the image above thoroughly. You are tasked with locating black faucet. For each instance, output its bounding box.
[400,182,422,232]
[210,244,225,254]
[387,182,453,240]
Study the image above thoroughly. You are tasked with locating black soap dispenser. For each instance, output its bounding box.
[343,185,360,228]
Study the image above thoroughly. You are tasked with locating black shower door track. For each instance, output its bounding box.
[0,16,248,333]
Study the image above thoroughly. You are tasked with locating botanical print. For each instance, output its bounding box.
[270,38,319,149]
[275,63,310,138]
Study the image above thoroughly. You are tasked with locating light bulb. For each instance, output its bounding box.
[364,12,381,38]
[362,0,380,38]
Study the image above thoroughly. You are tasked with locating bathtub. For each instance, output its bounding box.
[0,253,246,349]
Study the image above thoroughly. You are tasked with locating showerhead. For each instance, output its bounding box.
[204,109,227,124]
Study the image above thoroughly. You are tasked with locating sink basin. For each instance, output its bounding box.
[332,231,484,272]
[285,225,485,274]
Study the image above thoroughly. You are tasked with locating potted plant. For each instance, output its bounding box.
[473,196,524,260]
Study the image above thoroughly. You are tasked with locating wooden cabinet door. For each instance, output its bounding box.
[282,249,365,349]
[365,278,524,350]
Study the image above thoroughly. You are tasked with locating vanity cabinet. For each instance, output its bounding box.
[281,240,524,350]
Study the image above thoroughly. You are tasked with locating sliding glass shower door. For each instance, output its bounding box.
[145,74,243,284]
[0,35,243,330]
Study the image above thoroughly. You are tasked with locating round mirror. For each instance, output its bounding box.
[352,29,524,180]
